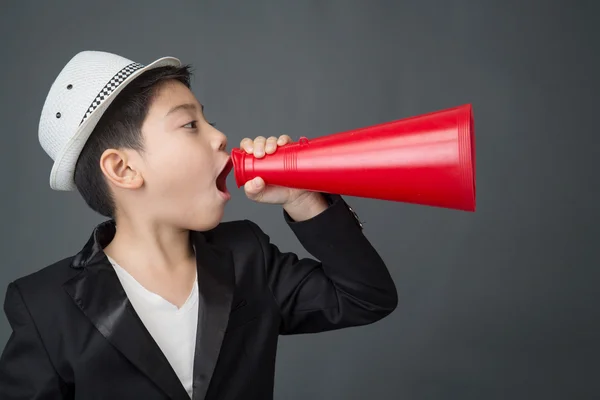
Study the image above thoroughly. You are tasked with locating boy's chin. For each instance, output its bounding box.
[180,212,224,232]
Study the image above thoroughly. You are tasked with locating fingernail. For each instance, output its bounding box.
[266,144,274,151]
[253,178,261,188]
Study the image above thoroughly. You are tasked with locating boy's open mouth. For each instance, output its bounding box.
[216,158,233,194]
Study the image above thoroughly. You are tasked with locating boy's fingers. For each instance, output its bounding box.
[240,138,253,153]
[277,134,292,145]
[244,177,265,199]
[265,136,278,153]
[253,136,267,157]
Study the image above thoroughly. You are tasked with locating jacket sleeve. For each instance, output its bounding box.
[0,282,66,399]
[246,194,398,335]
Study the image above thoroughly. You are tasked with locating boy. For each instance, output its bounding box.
[0,51,397,399]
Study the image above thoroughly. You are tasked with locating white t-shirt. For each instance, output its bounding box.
[106,255,198,398]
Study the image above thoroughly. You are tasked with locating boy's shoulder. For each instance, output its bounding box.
[10,255,79,294]
[4,255,81,314]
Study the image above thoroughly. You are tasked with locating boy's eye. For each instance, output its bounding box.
[182,121,216,129]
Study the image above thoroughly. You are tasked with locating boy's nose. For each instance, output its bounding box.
[213,130,228,152]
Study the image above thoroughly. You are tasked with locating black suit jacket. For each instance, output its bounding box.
[0,195,397,399]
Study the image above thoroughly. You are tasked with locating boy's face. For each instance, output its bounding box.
[115,80,232,231]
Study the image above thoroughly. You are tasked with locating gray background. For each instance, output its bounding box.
[1,0,598,399]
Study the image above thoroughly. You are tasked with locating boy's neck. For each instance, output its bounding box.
[103,215,196,275]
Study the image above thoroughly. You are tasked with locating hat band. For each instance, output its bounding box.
[79,62,145,125]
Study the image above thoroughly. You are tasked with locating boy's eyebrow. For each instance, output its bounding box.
[165,103,204,117]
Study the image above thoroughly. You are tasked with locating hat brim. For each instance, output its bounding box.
[49,56,182,191]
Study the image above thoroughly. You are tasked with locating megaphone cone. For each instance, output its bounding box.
[231,104,476,212]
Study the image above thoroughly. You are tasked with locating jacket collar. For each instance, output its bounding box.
[64,220,235,400]
[71,219,117,268]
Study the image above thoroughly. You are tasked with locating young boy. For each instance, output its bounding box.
[0,51,397,400]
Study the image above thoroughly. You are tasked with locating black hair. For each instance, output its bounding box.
[73,65,193,218]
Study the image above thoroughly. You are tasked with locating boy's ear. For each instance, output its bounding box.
[99,148,144,189]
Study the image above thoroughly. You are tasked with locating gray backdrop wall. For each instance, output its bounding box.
[1,1,598,399]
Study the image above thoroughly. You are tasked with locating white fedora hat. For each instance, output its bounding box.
[38,50,181,191]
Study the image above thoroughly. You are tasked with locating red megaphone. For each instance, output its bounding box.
[231,104,476,212]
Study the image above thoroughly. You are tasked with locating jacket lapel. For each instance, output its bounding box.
[62,220,191,400]
[190,231,235,400]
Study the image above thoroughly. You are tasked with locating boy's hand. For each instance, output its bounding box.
[239,134,328,220]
